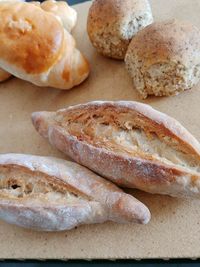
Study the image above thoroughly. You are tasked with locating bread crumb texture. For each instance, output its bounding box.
[125,19,200,98]
[87,0,153,59]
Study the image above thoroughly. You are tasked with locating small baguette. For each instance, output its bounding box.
[0,153,150,231]
[32,101,200,198]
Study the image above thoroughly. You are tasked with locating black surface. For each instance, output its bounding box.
[1,260,200,266]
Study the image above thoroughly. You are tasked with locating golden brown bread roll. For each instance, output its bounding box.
[32,101,200,199]
[0,0,78,82]
[0,2,89,89]
[0,153,150,231]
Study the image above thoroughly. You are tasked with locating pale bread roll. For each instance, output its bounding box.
[0,153,150,231]
[125,19,200,98]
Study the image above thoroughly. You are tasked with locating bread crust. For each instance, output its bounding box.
[0,2,89,89]
[40,0,77,32]
[0,68,11,82]
[126,19,200,68]
[125,19,200,98]
[0,153,150,230]
[87,0,153,59]
[32,101,200,198]
[0,2,64,74]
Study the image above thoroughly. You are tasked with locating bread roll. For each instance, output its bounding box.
[0,0,78,83]
[0,0,23,82]
[125,19,200,98]
[32,101,200,199]
[40,0,77,32]
[0,2,89,89]
[0,153,150,231]
[87,0,153,59]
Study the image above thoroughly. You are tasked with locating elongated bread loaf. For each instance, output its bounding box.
[32,101,200,198]
[0,2,89,89]
[0,153,150,231]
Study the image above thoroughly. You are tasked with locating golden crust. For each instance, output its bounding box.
[0,68,11,82]
[0,2,64,74]
[40,0,77,32]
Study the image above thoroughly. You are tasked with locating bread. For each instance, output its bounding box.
[31,0,77,32]
[0,68,11,82]
[0,2,89,89]
[0,0,78,83]
[0,0,23,82]
[87,0,153,59]
[125,19,200,98]
[40,0,77,32]
[0,153,150,231]
[32,101,200,199]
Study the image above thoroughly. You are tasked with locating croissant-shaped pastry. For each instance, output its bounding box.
[0,0,78,82]
[0,153,150,231]
[0,1,89,89]
[32,101,200,198]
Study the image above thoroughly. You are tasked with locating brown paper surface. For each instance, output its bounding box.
[0,0,200,259]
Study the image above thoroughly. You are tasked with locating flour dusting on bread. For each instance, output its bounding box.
[32,101,200,198]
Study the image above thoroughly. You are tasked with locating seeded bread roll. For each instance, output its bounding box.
[125,19,200,98]
[87,0,153,60]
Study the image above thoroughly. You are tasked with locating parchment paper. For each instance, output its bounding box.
[0,0,200,259]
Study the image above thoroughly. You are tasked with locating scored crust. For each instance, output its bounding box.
[32,101,200,198]
[0,153,150,230]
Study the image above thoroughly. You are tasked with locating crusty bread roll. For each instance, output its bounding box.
[125,19,200,98]
[87,0,153,59]
[0,153,150,231]
[0,2,89,89]
[32,101,200,199]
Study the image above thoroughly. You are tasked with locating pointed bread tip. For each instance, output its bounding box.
[31,111,54,139]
